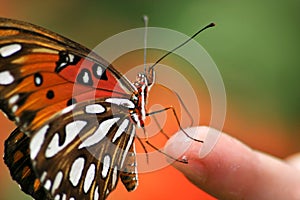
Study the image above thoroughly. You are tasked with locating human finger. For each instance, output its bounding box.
[164,126,300,200]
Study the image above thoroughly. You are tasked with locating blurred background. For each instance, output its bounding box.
[0,0,299,199]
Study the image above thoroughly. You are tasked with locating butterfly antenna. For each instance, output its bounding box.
[149,22,215,72]
[143,15,149,73]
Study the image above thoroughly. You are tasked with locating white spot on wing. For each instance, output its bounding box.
[84,163,96,193]
[45,120,87,158]
[94,185,99,200]
[44,179,52,190]
[78,118,119,149]
[62,194,67,200]
[35,76,42,86]
[0,71,14,85]
[105,98,135,109]
[11,105,18,113]
[120,126,135,168]
[102,155,111,178]
[8,94,19,105]
[85,104,105,114]
[70,197,75,200]
[65,120,87,137]
[0,43,21,57]
[69,157,85,187]
[40,171,47,183]
[54,194,60,200]
[96,66,103,76]
[68,53,75,62]
[131,113,141,127]
[112,119,129,143]
[83,71,89,83]
[111,165,118,189]
[30,125,49,160]
[61,104,75,115]
[58,62,67,69]
[52,171,63,195]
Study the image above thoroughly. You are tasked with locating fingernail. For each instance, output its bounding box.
[198,127,221,158]
[164,126,221,160]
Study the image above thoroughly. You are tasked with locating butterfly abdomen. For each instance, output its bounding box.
[120,143,138,192]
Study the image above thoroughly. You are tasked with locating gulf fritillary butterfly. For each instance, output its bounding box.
[0,17,214,200]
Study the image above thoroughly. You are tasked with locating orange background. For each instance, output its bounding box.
[0,1,300,200]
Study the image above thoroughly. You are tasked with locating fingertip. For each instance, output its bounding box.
[164,126,222,164]
[164,126,221,187]
[285,152,300,170]
[164,126,300,200]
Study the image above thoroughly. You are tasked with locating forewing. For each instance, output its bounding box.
[0,17,134,132]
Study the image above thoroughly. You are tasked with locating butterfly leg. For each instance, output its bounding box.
[142,127,188,164]
[173,91,194,127]
[135,135,150,163]
[154,84,194,127]
[150,114,170,139]
[146,106,203,143]
[146,90,195,140]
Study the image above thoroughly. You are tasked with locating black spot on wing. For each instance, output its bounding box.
[67,98,77,106]
[46,90,54,99]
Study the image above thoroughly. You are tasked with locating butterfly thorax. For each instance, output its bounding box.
[130,71,154,128]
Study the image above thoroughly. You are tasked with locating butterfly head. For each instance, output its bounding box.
[133,73,148,88]
[134,66,155,89]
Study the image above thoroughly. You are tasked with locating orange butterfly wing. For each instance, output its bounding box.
[0,18,139,200]
[0,17,134,132]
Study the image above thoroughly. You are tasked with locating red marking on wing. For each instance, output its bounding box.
[59,58,131,96]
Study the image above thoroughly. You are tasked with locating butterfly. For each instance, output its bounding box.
[0,17,214,200]
[0,17,150,200]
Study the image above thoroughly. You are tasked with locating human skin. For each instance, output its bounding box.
[164,126,300,200]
